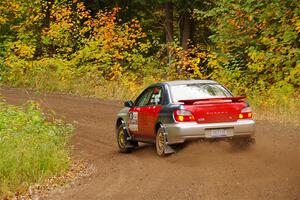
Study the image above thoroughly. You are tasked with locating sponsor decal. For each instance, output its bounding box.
[129,112,138,131]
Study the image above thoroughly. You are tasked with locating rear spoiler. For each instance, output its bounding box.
[178,96,246,105]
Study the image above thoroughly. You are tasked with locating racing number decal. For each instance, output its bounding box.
[129,112,138,131]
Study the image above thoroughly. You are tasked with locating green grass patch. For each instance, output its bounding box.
[249,91,300,128]
[0,101,73,197]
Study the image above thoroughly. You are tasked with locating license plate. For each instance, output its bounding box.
[207,129,229,138]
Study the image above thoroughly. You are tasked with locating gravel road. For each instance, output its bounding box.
[1,87,299,200]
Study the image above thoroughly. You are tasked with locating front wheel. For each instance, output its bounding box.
[116,124,131,153]
[156,127,166,156]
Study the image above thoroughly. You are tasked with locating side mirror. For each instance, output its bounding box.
[124,100,134,108]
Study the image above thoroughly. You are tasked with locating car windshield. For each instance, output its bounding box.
[170,83,232,103]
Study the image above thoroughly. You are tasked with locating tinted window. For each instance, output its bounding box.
[170,83,232,103]
[148,87,163,106]
[135,88,153,107]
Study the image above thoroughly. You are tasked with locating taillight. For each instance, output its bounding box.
[174,109,195,122]
[239,107,253,119]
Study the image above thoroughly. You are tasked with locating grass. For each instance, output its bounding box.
[0,100,73,197]
[249,93,300,128]
[5,70,148,100]
[2,69,300,128]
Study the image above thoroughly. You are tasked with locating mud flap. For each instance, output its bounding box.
[163,132,175,154]
[125,143,137,148]
[125,137,139,148]
[121,126,137,149]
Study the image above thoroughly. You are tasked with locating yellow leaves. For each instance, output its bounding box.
[295,19,300,33]
[260,36,277,48]
[79,26,91,36]
[52,6,151,81]
[285,61,300,85]
[0,1,22,25]
[114,53,125,60]
[76,2,91,20]
[248,49,266,61]
[164,43,210,80]
[52,5,72,22]
[139,41,151,53]
[10,41,36,59]
[247,62,265,73]
[291,16,300,33]
[247,49,267,73]
[208,59,218,68]
[248,15,253,22]
[4,4,151,82]
[109,63,123,80]
[41,1,93,57]
[207,53,223,74]
[0,17,7,24]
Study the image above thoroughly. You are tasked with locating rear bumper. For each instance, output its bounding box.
[164,119,255,144]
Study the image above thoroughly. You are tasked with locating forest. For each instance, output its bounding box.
[0,0,299,197]
[0,0,299,124]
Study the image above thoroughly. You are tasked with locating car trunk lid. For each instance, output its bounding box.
[179,97,246,123]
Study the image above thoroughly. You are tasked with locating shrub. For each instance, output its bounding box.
[0,101,73,197]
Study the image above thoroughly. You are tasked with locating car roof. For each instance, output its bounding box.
[163,80,218,86]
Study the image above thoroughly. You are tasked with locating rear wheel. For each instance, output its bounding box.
[156,127,166,156]
[116,124,131,153]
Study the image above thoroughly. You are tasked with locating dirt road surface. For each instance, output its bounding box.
[1,87,300,200]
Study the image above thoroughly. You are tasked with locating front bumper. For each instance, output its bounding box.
[164,119,255,144]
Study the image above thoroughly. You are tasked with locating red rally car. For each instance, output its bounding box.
[115,80,255,156]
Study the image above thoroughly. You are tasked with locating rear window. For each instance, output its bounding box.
[170,83,232,103]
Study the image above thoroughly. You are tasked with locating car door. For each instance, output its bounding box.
[128,88,153,138]
[139,87,163,140]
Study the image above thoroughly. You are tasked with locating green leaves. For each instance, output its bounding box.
[206,0,300,94]
[0,0,299,103]
[0,101,73,196]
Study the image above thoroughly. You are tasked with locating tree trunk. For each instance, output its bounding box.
[180,11,192,50]
[164,2,173,44]
[43,0,54,29]
[35,0,54,57]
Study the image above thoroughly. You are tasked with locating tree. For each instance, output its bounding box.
[207,0,300,92]
[164,1,174,44]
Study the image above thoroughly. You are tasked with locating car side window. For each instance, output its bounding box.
[135,88,153,107]
[148,87,163,106]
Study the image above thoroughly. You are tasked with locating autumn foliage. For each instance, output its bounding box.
[0,0,299,197]
[0,0,299,121]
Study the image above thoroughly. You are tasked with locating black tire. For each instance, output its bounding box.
[116,123,131,153]
[156,127,166,157]
[230,136,255,150]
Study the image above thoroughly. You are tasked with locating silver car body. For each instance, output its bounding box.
[116,80,255,144]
